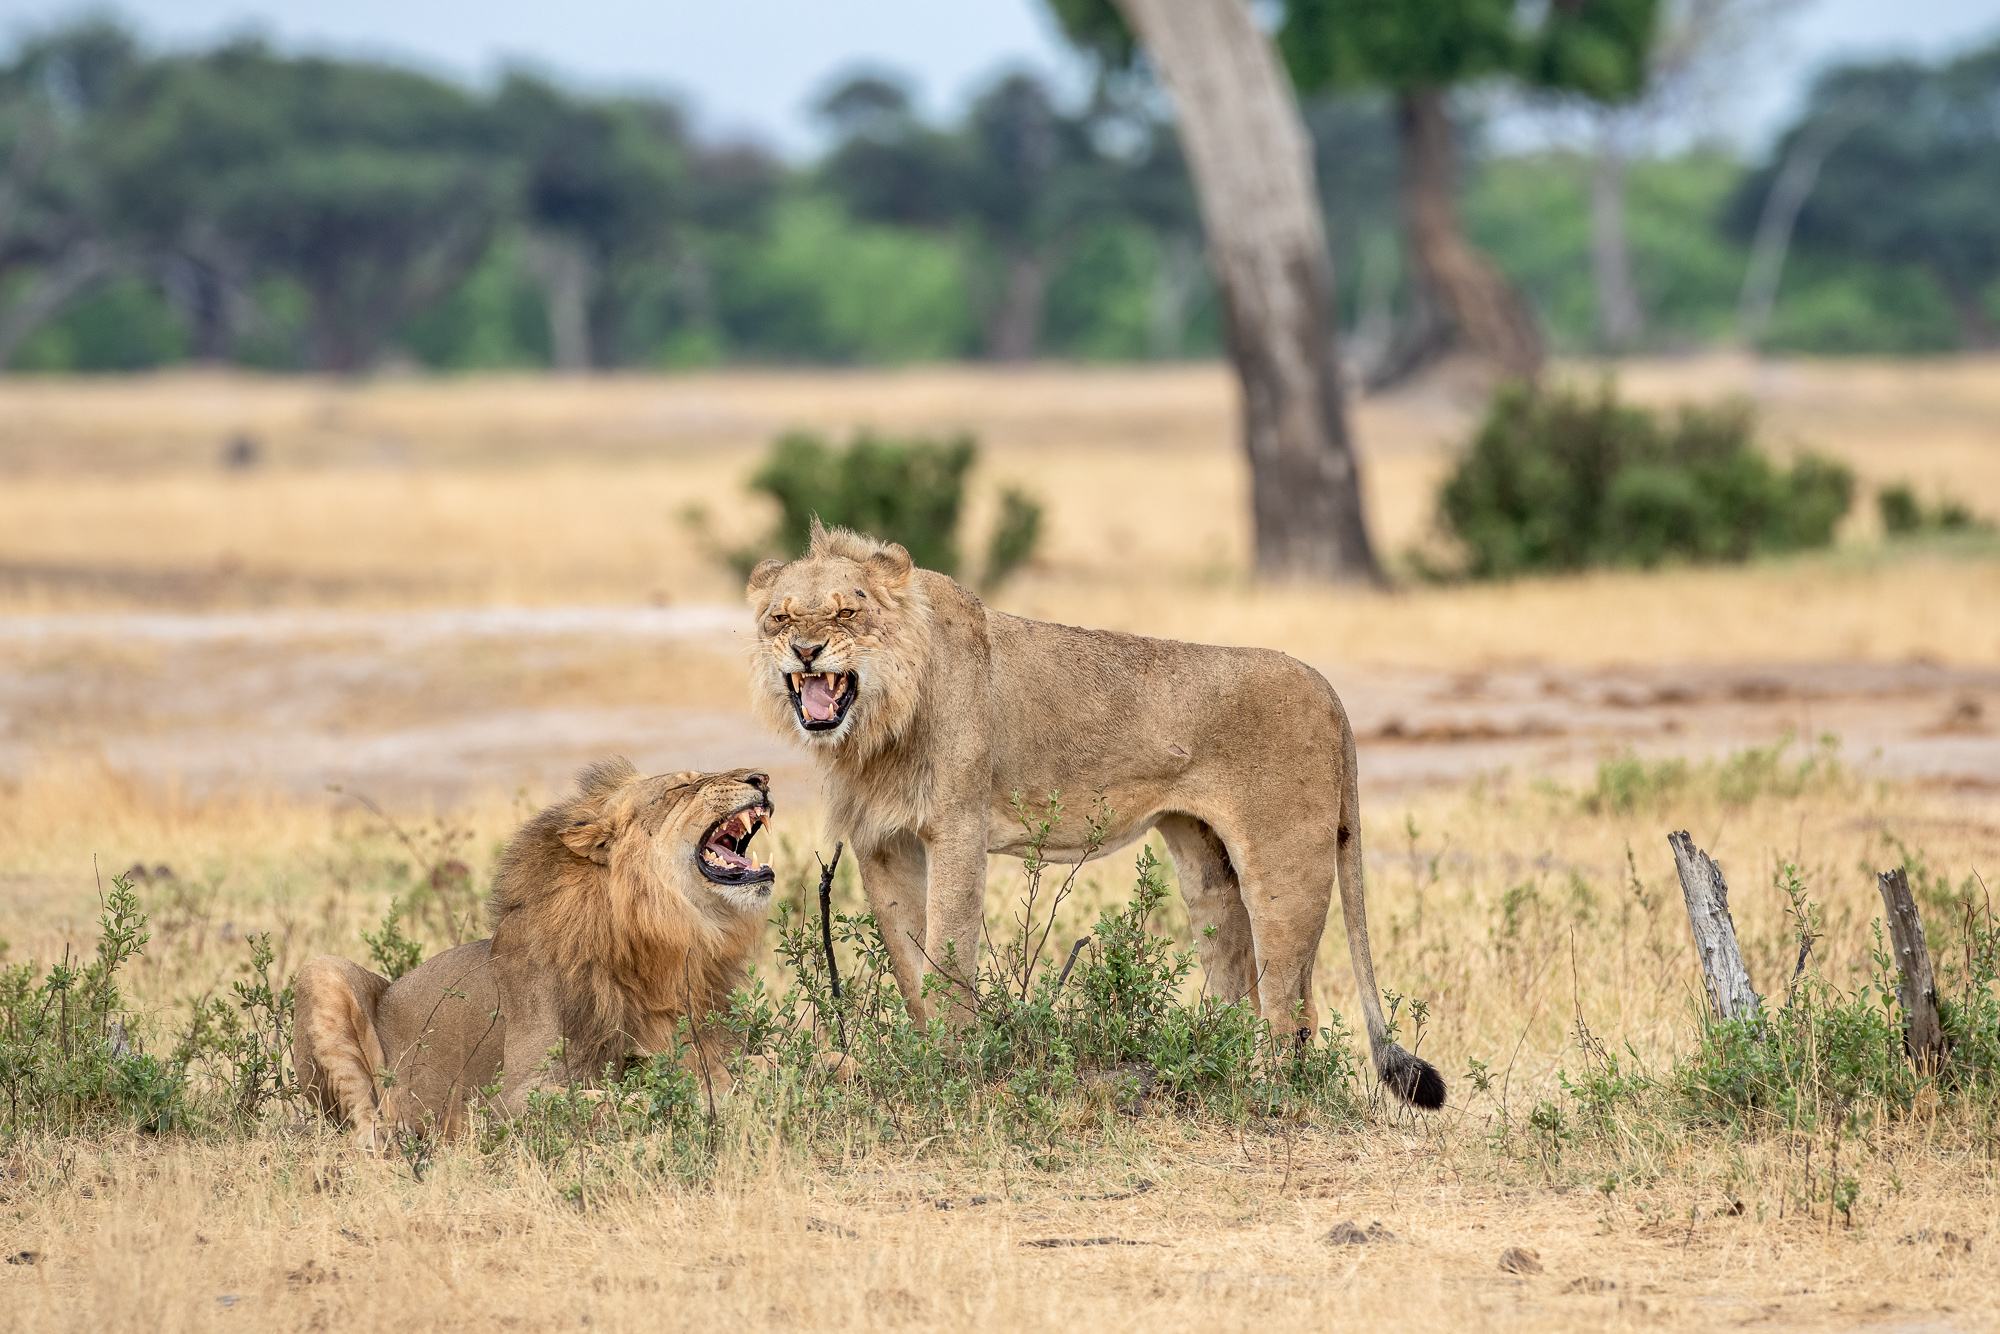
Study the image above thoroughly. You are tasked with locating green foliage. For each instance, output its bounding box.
[7,15,1992,370]
[9,276,188,371]
[0,875,305,1142]
[1280,0,1526,92]
[170,932,295,1125]
[1582,733,1845,815]
[984,487,1045,591]
[713,195,975,363]
[1436,379,1853,579]
[1732,38,2000,351]
[0,874,192,1137]
[361,897,424,980]
[730,428,1044,589]
[751,429,974,576]
[1280,0,1656,102]
[731,796,1364,1149]
[1877,482,1991,537]
[97,41,511,371]
[1464,151,1748,353]
[1757,256,1962,355]
[1531,854,2000,1152]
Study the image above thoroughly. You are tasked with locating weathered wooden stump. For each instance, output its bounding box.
[1876,867,1945,1071]
[1668,831,1763,1022]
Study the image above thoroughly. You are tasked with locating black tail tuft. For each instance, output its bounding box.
[1379,1044,1447,1110]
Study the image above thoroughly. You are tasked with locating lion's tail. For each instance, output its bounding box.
[1336,708,1446,1111]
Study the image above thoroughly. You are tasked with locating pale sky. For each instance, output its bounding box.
[2,0,1996,154]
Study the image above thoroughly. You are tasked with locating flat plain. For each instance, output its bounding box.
[1,356,1997,1333]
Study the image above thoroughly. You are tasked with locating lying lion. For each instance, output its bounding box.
[293,761,780,1147]
[748,521,1445,1109]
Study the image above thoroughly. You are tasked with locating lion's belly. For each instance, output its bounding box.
[374,940,506,1134]
[985,810,1160,864]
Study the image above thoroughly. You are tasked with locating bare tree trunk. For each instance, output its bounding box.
[1590,115,1645,352]
[984,249,1047,362]
[1736,102,1871,347]
[524,232,597,373]
[1397,87,1544,381]
[1668,832,1762,1023]
[1113,0,1380,583]
[1876,868,1944,1070]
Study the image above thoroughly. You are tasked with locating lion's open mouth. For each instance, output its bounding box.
[698,801,774,886]
[786,671,857,732]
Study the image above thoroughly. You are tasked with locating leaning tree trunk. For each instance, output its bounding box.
[1113,0,1380,583]
[525,231,597,373]
[1396,86,1544,381]
[1590,114,1645,353]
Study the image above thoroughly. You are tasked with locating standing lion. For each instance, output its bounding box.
[293,762,781,1147]
[748,521,1444,1109]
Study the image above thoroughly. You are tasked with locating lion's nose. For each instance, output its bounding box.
[743,772,769,793]
[794,639,826,667]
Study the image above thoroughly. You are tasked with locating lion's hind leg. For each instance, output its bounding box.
[292,956,392,1151]
[1156,815,1258,1008]
[1211,820,1338,1045]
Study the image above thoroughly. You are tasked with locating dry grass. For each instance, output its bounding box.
[4,754,1997,1332]
[3,356,1999,667]
[2,1115,1993,1334]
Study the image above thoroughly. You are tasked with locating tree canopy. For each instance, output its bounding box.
[0,15,1991,373]
[1729,39,2000,347]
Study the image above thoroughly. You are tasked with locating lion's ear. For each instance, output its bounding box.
[746,559,784,597]
[865,541,914,592]
[559,820,612,865]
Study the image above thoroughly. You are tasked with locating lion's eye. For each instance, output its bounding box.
[836,608,857,620]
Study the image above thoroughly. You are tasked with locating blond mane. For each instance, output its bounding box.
[486,760,759,1076]
[805,518,895,564]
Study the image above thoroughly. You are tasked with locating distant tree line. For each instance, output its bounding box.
[1,17,1995,374]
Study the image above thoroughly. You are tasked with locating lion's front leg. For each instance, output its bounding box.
[856,829,931,1016]
[920,823,990,1025]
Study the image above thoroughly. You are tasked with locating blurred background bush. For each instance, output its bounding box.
[1434,381,1854,578]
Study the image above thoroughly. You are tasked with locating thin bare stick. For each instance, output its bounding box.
[817,843,848,1053]
[1054,938,1090,995]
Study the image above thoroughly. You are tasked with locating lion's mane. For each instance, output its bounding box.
[484,757,761,1082]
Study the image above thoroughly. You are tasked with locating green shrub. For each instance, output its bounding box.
[1581,733,1845,815]
[0,875,196,1137]
[724,428,1043,589]
[727,793,1366,1145]
[1436,380,1853,578]
[1877,482,1991,537]
[984,486,1044,592]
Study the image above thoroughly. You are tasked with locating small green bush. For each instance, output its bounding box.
[721,429,1043,589]
[1436,380,1853,578]
[1877,482,1991,537]
[1580,733,1845,815]
[0,875,195,1137]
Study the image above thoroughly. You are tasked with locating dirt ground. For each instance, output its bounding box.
[1,354,1996,810]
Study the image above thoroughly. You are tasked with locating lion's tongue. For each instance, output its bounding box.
[705,838,753,870]
[800,675,838,721]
